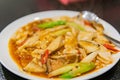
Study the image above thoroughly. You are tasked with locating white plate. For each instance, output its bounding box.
[0,10,120,80]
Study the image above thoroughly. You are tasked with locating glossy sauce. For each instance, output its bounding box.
[9,39,21,67]
[9,39,103,79]
[9,39,50,78]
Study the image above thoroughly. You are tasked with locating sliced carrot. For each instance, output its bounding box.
[84,20,92,26]
[41,49,49,64]
[103,43,120,52]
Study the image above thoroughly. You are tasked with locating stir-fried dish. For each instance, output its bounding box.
[9,15,119,79]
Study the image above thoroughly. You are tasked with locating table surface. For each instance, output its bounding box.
[0,0,120,80]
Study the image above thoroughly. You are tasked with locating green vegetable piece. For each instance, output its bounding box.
[60,62,95,79]
[52,29,70,36]
[38,20,66,28]
[67,22,85,31]
[48,63,79,77]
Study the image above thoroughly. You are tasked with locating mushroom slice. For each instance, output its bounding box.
[23,58,46,72]
[18,31,40,51]
[97,45,113,63]
[98,52,112,62]
[77,31,95,41]
[78,40,99,53]
[47,36,63,52]
[97,56,112,64]
[81,52,98,62]
[94,33,109,44]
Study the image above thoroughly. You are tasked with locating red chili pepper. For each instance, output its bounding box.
[103,43,120,52]
[41,49,49,64]
[84,20,92,26]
